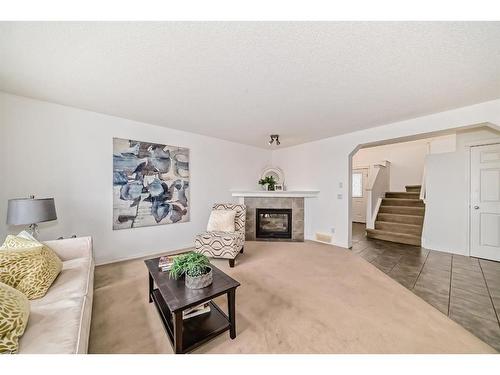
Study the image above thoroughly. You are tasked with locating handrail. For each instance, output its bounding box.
[420,140,429,203]
[420,163,426,202]
[366,161,391,229]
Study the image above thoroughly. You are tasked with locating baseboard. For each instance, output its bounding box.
[96,246,192,266]
[421,238,468,256]
[309,238,335,246]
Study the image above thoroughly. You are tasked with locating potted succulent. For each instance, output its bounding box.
[169,252,213,289]
[258,175,277,191]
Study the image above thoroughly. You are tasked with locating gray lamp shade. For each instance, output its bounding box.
[6,198,57,225]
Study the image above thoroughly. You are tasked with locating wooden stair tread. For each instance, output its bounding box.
[377,213,424,225]
[380,206,424,209]
[366,229,421,246]
[377,213,423,219]
[366,228,420,239]
[378,206,425,216]
[375,221,421,228]
[375,221,422,235]
[385,192,420,199]
[368,183,425,246]
[381,198,424,207]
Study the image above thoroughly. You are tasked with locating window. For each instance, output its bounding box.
[352,172,363,198]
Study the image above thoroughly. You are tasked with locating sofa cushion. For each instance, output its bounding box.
[44,237,93,262]
[19,296,85,354]
[0,282,30,354]
[0,235,62,300]
[39,257,92,305]
[16,237,94,354]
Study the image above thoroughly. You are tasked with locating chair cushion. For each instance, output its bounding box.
[0,235,62,300]
[206,209,236,232]
[0,282,30,354]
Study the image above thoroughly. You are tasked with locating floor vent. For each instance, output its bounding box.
[315,232,332,243]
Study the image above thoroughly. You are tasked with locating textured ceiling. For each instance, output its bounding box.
[1,22,500,148]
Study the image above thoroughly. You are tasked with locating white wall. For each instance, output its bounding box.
[456,127,500,148]
[422,152,468,255]
[272,99,500,248]
[0,92,271,264]
[429,134,456,154]
[353,139,427,192]
[422,127,500,255]
[353,135,457,192]
[0,109,5,232]
[2,92,500,259]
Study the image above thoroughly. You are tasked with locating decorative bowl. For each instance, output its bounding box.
[185,267,213,289]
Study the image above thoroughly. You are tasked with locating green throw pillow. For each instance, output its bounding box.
[0,282,30,354]
[0,235,62,300]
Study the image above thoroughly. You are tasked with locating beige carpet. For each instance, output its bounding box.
[89,241,496,354]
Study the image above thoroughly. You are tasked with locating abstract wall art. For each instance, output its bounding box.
[113,138,190,229]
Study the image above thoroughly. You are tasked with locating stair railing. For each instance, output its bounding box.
[420,162,427,203]
[366,161,391,229]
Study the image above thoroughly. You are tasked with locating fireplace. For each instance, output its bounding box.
[256,208,292,239]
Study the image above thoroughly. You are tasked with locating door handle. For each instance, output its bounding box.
[474,205,480,210]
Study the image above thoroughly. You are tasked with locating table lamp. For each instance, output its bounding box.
[7,196,57,238]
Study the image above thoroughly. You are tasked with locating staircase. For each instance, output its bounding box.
[366,185,424,246]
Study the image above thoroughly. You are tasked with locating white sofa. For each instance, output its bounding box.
[18,236,94,354]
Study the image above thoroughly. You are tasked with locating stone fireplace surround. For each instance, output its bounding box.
[232,190,319,242]
[244,197,304,241]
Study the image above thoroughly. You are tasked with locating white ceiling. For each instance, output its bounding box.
[1,22,500,148]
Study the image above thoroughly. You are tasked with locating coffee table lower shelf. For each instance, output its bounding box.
[151,288,230,353]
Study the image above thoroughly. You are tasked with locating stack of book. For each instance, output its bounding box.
[158,255,181,271]
[182,302,211,320]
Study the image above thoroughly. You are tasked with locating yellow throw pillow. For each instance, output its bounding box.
[0,235,62,300]
[0,282,30,354]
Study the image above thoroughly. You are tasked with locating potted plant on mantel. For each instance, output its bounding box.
[258,175,277,191]
[169,252,213,289]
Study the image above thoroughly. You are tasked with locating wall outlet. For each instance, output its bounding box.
[337,193,343,199]
[331,227,335,234]
[339,182,343,188]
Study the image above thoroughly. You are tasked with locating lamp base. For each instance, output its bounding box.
[27,223,39,239]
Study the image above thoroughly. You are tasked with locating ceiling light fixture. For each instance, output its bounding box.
[268,134,280,146]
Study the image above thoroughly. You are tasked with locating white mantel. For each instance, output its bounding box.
[231,190,319,198]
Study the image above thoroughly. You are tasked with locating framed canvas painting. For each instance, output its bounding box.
[113,138,190,229]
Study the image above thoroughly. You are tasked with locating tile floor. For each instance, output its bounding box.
[351,223,500,352]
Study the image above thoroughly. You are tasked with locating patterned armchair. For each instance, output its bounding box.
[195,203,246,267]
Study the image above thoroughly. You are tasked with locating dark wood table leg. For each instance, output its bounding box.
[173,311,184,353]
[148,272,153,303]
[227,288,236,339]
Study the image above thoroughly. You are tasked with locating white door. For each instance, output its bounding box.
[470,144,500,261]
[352,168,369,223]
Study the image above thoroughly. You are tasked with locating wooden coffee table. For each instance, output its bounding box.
[144,257,240,354]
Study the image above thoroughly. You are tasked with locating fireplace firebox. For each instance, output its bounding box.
[256,208,292,239]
